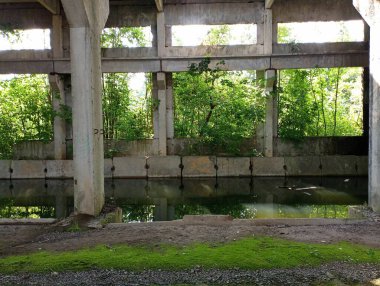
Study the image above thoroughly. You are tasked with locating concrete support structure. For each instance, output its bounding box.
[50,75,67,159]
[61,0,109,216]
[166,73,174,140]
[353,0,380,212]
[152,10,174,154]
[157,72,167,155]
[264,69,277,157]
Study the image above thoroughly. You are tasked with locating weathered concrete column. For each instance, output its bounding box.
[363,23,370,138]
[353,0,380,212]
[50,75,67,159]
[50,14,66,159]
[61,0,109,216]
[264,69,276,157]
[165,26,174,141]
[157,73,167,155]
[166,73,174,140]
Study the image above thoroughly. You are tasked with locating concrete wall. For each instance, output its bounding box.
[0,155,368,179]
[13,136,368,159]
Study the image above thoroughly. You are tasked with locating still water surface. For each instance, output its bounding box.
[0,177,367,221]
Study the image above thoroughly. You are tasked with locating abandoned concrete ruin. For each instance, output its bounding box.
[0,0,378,216]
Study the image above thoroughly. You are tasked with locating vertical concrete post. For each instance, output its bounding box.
[50,75,67,159]
[165,26,174,142]
[157,12,165,57]
[152,73,159,141]
[50,14,66,159]
[61,0,109,216]
[369,23,380,212]
[363,23,370,138]
[264,70,276,157]
[157,72,167,155]
[353,0,380,212]
[263,9,273,55]
[166,73,174,140]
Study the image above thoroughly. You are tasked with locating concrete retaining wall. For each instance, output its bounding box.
[0,156,368,179]
[13,136,367,160]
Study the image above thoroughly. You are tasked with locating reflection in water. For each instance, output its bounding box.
[0,177,367,221]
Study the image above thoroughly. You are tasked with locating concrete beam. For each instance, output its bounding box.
[0,50,369,74]
[155,0,163,11]
[164,2,264,25]
[265,0,275,9]
[37,0,59,14]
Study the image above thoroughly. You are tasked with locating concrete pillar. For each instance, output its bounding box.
[50,75,67,159]
[50,14,66,159]
[363,23,370,138]
[165,26,174,141]
[156,12,165,57]
[61,0,109,216]
[264,69,276,157]
[157,72,167,155]
[152,73,159,140]
[166,73,174,140]
[263,9,273,55]
[369,23,380,212]
[353,0,380,212]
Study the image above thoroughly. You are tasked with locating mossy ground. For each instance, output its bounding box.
[1,236,379,274]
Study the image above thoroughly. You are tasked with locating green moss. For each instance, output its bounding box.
[1,237,379,273]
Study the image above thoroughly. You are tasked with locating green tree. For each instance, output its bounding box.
[0,75,53,159]
[174,58,266,153]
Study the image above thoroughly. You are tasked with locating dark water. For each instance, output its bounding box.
[0,177,368,221]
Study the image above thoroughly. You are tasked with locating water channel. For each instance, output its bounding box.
[0,176,367,221]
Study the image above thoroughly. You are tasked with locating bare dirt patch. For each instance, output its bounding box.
[1,218,380,257]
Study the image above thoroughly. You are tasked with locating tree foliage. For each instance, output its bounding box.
[174,58,266,153]
[0,75,53,159]
[278,68,363,140]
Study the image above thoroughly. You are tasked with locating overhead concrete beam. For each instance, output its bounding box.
[37,0,59,14]
[0,51,369,75]
[265,0,275,9]
[155,0,163,11]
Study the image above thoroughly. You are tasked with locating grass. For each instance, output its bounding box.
[0,237,379,273]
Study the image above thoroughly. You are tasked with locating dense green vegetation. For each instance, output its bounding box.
[174,59,265,153]
[278,68,363,140]
[0,237,379,273]
[0,74,53,159]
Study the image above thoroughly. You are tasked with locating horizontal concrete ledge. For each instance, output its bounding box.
[0,218,57,225]
[235,218,366,226]
[0,156,368,179]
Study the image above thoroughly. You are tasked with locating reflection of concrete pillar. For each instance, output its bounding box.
[168,204,175,221]
[55,195,67,218]
[353,0,380,212]
[264,70,276,157]
[61,0,109,216]
[153,198,168,221]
